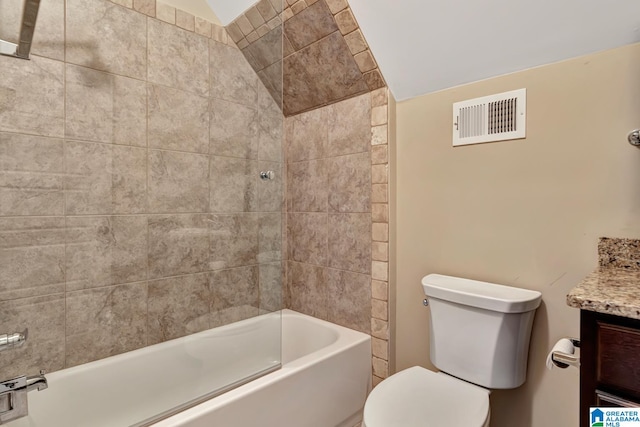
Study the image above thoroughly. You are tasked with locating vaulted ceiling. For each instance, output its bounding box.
[208,0,640,101]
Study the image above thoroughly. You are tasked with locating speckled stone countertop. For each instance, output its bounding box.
[567,238,640,319]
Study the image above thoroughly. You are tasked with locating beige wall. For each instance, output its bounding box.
[393,42,640,426]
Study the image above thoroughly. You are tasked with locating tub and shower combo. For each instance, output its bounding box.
[0,0,372,425]
[8,311,371,427]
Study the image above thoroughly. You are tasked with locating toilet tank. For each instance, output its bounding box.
[421,274,542,389]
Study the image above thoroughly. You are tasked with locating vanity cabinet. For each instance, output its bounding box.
[580,310,640,427]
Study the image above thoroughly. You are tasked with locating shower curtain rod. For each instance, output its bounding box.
[0,0,41,60]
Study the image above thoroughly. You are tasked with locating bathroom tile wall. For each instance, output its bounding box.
[0,0,283,378]
[226,0,386,116]
[285,88,392,383]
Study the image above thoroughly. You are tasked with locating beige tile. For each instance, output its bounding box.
[236,14,254,36]
[372,337,388,359]
[148,273,210,344]
[372,203,389,223]
[237,38,249,49]
[0,55,64,137]
[372,279,388,301]
[0,133,64,216]
[372,164,388,184]
[156,2,175,23]
[226,22,244,43]
[148,214,210,279]
[133,0,155,16]
[148,19,209,96]
[371,317,389,340]
[285,108,327,162]
[269,0,284,13]
[246,6,266,28]
[287,213,327,265]
[66,216,148,291]
[268,16,282,30]
[283,32,368,116]
[372,299,388,321]
[291,0,307,14]
[364,69,386,91]
[209,156,258,213]
[327,93,371,156]
[372,183,388,204]
[328,213,371,274]
[354,50,377,73]
[212,24,229,44]
[371,145,388,165]
[176,9,195,31]
[283,0,337,51]
[372,261,388,281]
[372,241,389,262]
[344,29,368,55]
[325,0,348,14]
[65,142,148,215]
[210,98,259,159]
[258,213,282,263]
[371,105,388,126]
[334,8,358,35]
[372,356,389,378]
[257,0,278,21]
[0,0,64,61]
[0,295,65,379]
[66,0,147,79]
[287,261,327,319]
[65,64,146,147]
[328,153,371,213]
[257,161,283,212]
[327,268,371,333]
[148,84,209,153]
[210,266,259,327]
[195,17,213,38]
[287,159,327,212]
[0,217,65,301]
[282,7,294,21]
[210,41,258,104]
[245,27,283,71]
[246,30,259,43]
[373,375,384,387]
[148,150,209,213]
[111,0,133,7]
[258,109,283,162]
[372,223,388,242]
[209,213,259,270]
[66,282,147,366]
[259,262,283,312]
[371,88,388,107]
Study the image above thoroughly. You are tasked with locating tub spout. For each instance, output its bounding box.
[26,370,47,392]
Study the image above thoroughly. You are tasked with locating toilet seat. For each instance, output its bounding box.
[363,366,490,427]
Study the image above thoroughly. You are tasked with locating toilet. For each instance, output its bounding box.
[363,274,542,427]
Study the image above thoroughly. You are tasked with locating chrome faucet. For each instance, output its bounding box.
[0,370,47,424]
[0,329,27,352]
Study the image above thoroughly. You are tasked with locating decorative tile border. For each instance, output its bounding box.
[107,0,237,48]
[370,87,390,385]
[226,0,284,50]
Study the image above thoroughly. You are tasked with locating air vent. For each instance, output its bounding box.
[453,89,526,146]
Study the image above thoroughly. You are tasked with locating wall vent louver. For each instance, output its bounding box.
[453,88,526,146]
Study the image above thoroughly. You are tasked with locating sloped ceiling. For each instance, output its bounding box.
[209,0,640,102]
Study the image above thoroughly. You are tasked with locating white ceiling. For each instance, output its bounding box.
[207,0,640,102]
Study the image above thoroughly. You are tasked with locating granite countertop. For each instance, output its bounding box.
[567,238,640,320]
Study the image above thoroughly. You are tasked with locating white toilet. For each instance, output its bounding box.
[363,274,542,427]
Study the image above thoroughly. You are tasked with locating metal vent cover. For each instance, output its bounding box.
[453,88,526,146]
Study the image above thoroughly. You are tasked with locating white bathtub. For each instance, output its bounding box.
[9,309,371,427]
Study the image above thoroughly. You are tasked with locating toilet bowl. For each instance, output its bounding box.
[362,274,541,427]
[363,367,490,427]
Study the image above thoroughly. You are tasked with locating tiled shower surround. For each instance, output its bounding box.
[0,0,283,379]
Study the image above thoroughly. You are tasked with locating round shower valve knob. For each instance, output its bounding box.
[260,171,275,180]
[628,130,640,147]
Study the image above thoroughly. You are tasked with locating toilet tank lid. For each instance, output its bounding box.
[422,274,542,313]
